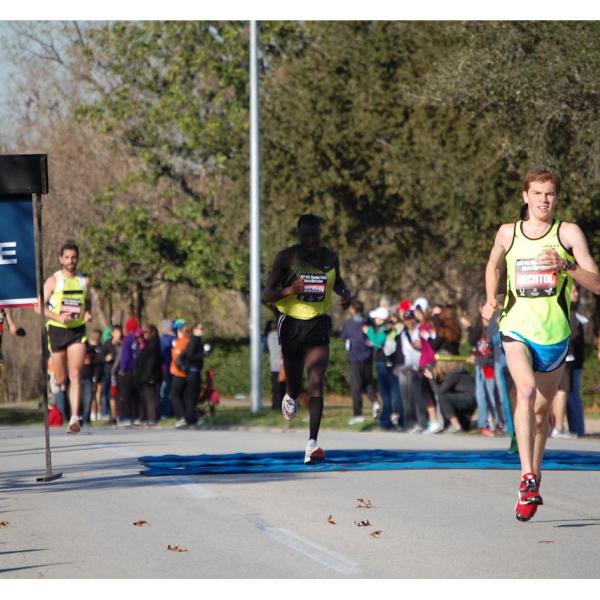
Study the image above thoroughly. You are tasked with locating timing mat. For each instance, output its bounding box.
[138,449,600,476]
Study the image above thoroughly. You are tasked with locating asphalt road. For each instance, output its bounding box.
[1,424,599,579]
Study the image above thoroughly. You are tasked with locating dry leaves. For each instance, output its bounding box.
[133,520,149,527]
[370,530,383,538]
[356,498,373,509]
[0,521,9,528]
[327,515,336,525]
[167,544,188,552]
[353,520,372,527]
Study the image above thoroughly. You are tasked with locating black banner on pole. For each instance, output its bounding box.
[0,154,61,483]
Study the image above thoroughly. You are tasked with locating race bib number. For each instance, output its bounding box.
[515,258,557,297]
[297,273,327,302]
[61,298,82,317]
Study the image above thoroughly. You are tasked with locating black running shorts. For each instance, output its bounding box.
[47,325,87,353]
[278,314,332,360]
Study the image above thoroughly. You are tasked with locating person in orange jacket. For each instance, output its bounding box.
[170,323,192,428]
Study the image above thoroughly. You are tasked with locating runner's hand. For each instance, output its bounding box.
[285,278,305,296]
[481,299,497,321]
[537,248,564,270]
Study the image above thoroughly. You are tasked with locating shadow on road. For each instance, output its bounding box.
[0,454,319,495]
[527,518,600,527]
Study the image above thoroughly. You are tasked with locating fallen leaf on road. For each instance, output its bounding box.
[353,520,372,527]
[538,540,554,544]
[327,515,336,525]
[133,520,149,526]
[0,521,9,528]
[370,530,383,538]
[167,544,188,552]
[356,498,373,508]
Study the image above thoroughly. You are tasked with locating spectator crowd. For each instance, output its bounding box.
[40,288,589,439]
[47,316,217,429]
[338,291,587,438]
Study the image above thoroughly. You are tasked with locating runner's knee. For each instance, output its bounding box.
[516,383,536,405]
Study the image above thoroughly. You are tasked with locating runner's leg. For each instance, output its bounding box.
[304,344,329,441]
[282,353,305,400]
[533,366,565,475]
[503,341,536,475]
[51,350,68,387]
[66,342,86,419]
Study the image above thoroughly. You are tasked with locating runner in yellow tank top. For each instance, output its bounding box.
[262,214,351,464]
[482,166,600,522]
[35,241,93,434]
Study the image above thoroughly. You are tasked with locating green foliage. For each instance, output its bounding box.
[204,335,350,398]
[74,21,251,302]
[62,21,600,309]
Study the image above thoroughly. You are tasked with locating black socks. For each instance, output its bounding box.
[309,396,323,441]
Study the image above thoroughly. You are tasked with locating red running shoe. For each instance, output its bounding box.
[515,472,543,522]
[480,427,495,437]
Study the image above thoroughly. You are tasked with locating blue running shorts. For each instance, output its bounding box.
[501,332,569,373]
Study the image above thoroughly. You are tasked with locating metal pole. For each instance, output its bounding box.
[34,192,62,482]
[249,20,263,413]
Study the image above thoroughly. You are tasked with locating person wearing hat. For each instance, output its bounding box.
[262,214,351,464]
[366,306,401,430]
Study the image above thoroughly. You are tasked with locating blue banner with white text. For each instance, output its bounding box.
[0,196,37,307]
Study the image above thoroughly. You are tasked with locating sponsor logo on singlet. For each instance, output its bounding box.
[61,298,82,317]
[298,273,328,302]
[515,258,557,297]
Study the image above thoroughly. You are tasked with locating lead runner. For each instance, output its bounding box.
[482,166,600,521]
[262,214,351,464]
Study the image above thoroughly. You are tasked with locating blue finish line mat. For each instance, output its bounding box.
[138,449,600,476]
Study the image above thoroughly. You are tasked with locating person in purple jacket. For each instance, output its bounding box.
[117,323,142,426]
[341,299,380,425]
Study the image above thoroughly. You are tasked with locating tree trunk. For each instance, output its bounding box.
[89,286,108,329]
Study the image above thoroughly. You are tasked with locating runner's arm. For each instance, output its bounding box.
[84,278,93,323]
[555,223,600,294]
[35,275,67,323]
[482,224,512,320]
[261,251,304,303]
[333,253,351,309]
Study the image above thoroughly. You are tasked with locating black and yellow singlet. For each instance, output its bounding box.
[500,219,574,345]
[47,271,88,330]
[275,258,335,320]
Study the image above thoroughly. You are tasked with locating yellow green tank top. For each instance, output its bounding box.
[275,258,336,320]
[499,219,574,345]
[47,271,88,329]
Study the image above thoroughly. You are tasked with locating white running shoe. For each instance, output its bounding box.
[424,421,443,434]
[551,427,576,439]
[372,401,381,419]
[281,393,297,421]
[348,415,366,425]
[304,439,325,464]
